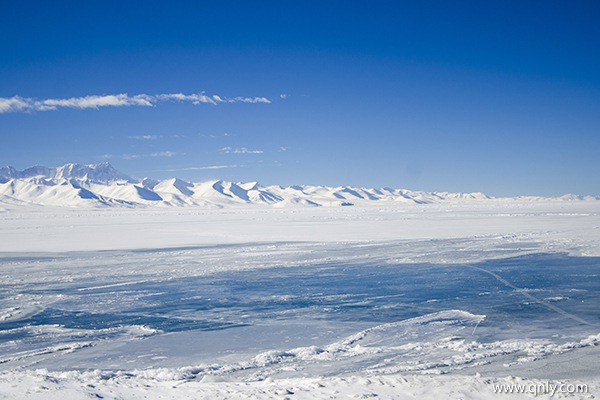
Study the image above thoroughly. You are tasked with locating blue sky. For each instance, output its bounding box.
[1,1,599,196]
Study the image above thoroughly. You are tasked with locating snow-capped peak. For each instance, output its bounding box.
[0,162,598,209]
[54,162,134,183]
[0,162,133,184]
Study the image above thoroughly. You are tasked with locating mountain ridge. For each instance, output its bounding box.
[0,162,133,184]
[0,163,598,208]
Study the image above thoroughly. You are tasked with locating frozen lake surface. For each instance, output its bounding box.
[0,203,599,398]
[1,244,599,378]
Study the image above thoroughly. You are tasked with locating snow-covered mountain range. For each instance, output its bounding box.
[0,163,597,208]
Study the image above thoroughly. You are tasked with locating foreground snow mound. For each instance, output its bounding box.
[1,370,597,400]
[1,163,598,208]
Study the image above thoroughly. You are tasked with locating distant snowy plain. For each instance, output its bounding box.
[1,201,599,399]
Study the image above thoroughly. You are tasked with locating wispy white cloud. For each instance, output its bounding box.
[155,93,220,105]
[201,132,233,139]
[149,151,177,158]
[0,94,154,113]
[0,92,271,113]
[0,96,31,113]
[225,96,271,104]
[120,151,179,160]
[41,94,153,110]
[280,93,288,99]
[121,154,142,160]
[220,146,264,154]
[157,165,239,172]
[154,93,271,106]
[128,135,162,140]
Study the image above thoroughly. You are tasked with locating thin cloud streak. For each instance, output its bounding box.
[221,146,264,154]
[103,151,180,160]
[154,165,239,172]
[0,92,271,113]
[128,135,162,140]
[149,151,177,158]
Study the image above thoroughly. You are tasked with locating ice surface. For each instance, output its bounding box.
[1,248,598,375]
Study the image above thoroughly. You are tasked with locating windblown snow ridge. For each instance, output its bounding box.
[0,163,597,208]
